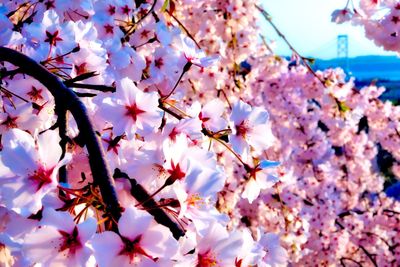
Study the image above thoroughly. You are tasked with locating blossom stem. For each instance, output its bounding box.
[40,45,80,65]
[123,0,158,41]
[210,136,247,166]
[163,61,192,100]
[0,85,29,103]
[339,257,362,267]
[166,11,201,49]
[158,100,184,120]
[359,245,378,267]
[0,67,21,79]
[135,175,175,207]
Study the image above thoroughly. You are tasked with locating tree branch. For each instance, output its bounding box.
[0,46,122,224]
[56,104,68,184]
[113,168,185,240]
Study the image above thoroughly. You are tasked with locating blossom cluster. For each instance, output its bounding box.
[332,0,400,52]
[0,0,399,266]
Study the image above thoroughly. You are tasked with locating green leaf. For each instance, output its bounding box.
[161,0,170,12]
[338,100,350,113]
[304,57,315,65]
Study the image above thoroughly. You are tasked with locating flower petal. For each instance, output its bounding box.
[118,207,152,241]
[1,129,38,175]
[40,208,75,232]
[91,231,123,267]
[140,224,179,258]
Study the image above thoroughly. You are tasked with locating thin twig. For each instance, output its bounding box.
[339,257,362,267]
[123,0,158,41]
[255,4,326,88]
[167,11,201,49]
[163,62,192,100]
[359,245,378,267]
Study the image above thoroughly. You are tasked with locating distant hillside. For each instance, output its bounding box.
[313,55,400,81]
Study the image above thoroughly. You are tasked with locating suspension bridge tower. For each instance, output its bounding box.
[337,34,350,72]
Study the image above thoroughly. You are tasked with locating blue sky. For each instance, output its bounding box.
[259,0,397,59]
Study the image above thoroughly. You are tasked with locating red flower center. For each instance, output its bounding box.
[154,57,164,69]
[1,115,18,129]
[27,86,44,101]
[75,63,89,75]
[199,112,210,123]
[197,250,218,267]
[102,133,123,155]
[125,103,145,122]
[58,227,82,255]
[45,30,63,46]
[248,165,262,180]
[120,235,154,264]
[29,167,53,190]
[104,24,114,34]
[108,5,116,15]
[44,0,55,9]
[235,121,248,137]
[140,29,151,39]
[121,5,131,15]
[168,127,180,141]
[167,161,186,181]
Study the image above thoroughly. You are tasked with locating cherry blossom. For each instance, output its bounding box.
[177,35,220,68]
[22,10,76,61]
[242,160,280,203]
[0,129,71,216]
[90,206,178,267]
[22,208,96,266]
[258,233,288,267]
[194,222,244,266]
[229,100,275,158]
[97,77,162,139]
[331,9,353,24]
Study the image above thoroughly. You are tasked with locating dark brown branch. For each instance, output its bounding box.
[113,168,185,240]
[56,105,68,184]
[0,67,22,79]
[359,245,378,267]
[66,83,116,93]
[0,46,122,224]
[339,257,362,267]
[74,92,97,97]
[63,71,98,85]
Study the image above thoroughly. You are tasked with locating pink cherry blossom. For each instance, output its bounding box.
[229,100,275,158]
[0,129,71,216]
[98,77,162,139]
[194,222,244,267]
[331,9,353,24]
[242,160,280,203]
[177,35,220,68]
[258,233,288,267]
[22,208,96,266]
[90,206,178,267]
